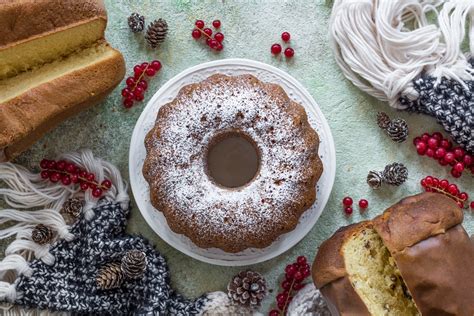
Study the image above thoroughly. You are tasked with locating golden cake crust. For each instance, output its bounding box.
[143,74,323,253]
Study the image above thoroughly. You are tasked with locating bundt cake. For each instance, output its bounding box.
[143,74,323,252]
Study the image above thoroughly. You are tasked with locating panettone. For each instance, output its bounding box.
[312,193,474,315]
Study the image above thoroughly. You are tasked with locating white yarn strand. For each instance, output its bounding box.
[330,0,474,107]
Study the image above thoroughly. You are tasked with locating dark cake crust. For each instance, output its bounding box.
[143,74,323,252]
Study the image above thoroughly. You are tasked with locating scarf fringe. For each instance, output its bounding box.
[0,150,129,302]
[330,0,474,108]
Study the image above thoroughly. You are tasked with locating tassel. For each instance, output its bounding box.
[330,0,474,106]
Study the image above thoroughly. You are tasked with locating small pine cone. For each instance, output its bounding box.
[377,112,391,130]
[367,170,383,189]
[128,13,145,33]
[227,270,267,308]
[31,224,54,245]
[386,119,408,143]
[61,198,83,218]
[145,18,168,48]
[97,262,124,290]
[382,163,408,186]
[121,250,147,279]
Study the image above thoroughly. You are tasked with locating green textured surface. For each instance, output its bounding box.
[7,0,474,313]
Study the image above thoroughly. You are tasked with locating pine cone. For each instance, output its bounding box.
[31,224,54,245]
[97,262,124,290]
[386,119,409,143]
[145,18,168,48]
[367,170,383,189]
[61,198,83,218]
[377,112,391,130]
[382,163,408,186]
[121,250,147,279]
[227,270,267,308]
[128,13,145,33]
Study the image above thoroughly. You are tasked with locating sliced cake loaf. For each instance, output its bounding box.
[313,193,474,315]
[0,0,125,161]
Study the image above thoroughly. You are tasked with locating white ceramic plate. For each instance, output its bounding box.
[129,58,336,266]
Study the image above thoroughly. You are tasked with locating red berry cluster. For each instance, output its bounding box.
[342,196,369,215]
[413,132,473,178]
[269,256,311,316]
[121,60,162,108]
[40,159,112,198]
[420,176,472,209]
[271,32,295,58]
[191,19,224,51]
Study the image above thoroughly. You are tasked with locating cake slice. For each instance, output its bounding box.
[313,193,474,315]
[0,0,125,161]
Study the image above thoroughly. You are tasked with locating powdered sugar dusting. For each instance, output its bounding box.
[144,74,319,251]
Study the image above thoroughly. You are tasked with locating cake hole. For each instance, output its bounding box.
[206,131,260,188]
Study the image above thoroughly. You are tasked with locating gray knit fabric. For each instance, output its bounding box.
[14,202,208,315]
[399,60,474,153]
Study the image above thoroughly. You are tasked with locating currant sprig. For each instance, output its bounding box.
[40,159,112,198]
[414,132,473,178]
[420,176,470,209]
[121,60,162,108]
[269,256,311,316]
[191,19,224,51]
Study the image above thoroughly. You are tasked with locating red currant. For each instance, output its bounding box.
[86,173,94,182]
[421,133,430,142]
[294,283,305,290]
[92,188,103,198]
[276,293,287,304]
[281,31,291,42]
[432,132,443,140]
[126,77,135,87]
[212,20,221,28]
[426,148,434,157]
[215,43,224,51]
[47,160,56,169]
[427,137,438,149]
[192,29,201,39]
[71,174,79,183]
[145,67,156,77]
[448,184,459,195]
[208,39,219,49]
[444,152,455,163]
[342,196,353,206]
[281,280,291,290]
[432,177,439,187]
[296,256,307,265]
[425,176,433,186]
[284,47,295,58]
[420,179,427,187]
[271,44,282,55]
[121,88,132,98]
[344,206,353,215]
[203,28,212,36]
[416,142,427,155]
[140,62,149,70]
[439,179,449,189]
[453,147,464,158]
[463,154,472,166]
[61,175,71,185]
[294,271,304,282]
[214,32,224,43]
[451,168,462,178]
[50,172,61,183]
[440,139,451,149]
[359,199,369,208]
[137,80,148,90]
[101,179,112,189]
[470,201,474,209]
[133,65,143,77]
[56,160,66,171]
[150,60,162,71]
[285,264,297,278]
[435,148,446,159]
[458,192,468,201]
[453,162,465,173]
[413,137,422,145]
[195,20,205,29]
[123,98,134,108]
[41,170,50,179]
[269,310,279,316]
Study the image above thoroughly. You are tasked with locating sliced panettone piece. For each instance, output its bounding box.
[313,222,419,316]
[0,0,125,161]
[373,193,474,316]
[313,192,474,316]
